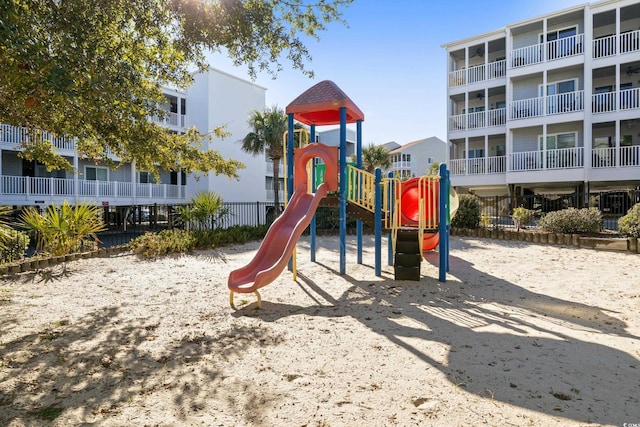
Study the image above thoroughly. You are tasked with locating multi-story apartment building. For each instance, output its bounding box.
[0,68,266,221]
[388,137,447,179]
[442,0,640,205]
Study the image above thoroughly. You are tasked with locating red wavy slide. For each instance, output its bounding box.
[228,183,328,300]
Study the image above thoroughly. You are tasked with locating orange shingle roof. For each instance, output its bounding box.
[286,80,364,126]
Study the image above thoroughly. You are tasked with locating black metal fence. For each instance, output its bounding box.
[471,189,640,231]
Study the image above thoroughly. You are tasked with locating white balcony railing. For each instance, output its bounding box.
[510,147,583,172]
[511,44,543,68]
[592,88,640,113]
[449,114,466,131]
[448,108,506,132]
[593,30,640,58]
[1,175,186,201]
[510,97,544,120]
[149,112,187,128]
[448,156,506,176]
[467,111,485,129]
[509,91,583,120]
[0,124,76,151]
[487,109,506,127]
[511,34,583,68]
[546,90,584,114]
[620,30,640,54]
[467,64,485,84]
[592,146,640,168]
[620,87,640,110]
[547,33,584,60]
[448,60,506,88]
[593,34,617,58]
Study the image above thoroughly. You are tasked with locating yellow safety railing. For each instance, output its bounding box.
[417,176,440,253]
[381,176,402,253]
[281,128,309,282]
[346,165,376,211]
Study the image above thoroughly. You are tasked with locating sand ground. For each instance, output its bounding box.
[1,235,639,426]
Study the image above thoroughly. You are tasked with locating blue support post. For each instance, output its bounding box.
[339,107,347,275]
[356,120,363,264]
[310,124,317,262]
[438,163,449,282]
[387,171,394,266]
[374,168,383,277]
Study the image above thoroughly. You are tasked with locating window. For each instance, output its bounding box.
[495,145,506,156]
[464,149,485,158]
[538,132,577,150]
[139,171,155,184]
[170,171,187,186]
[85,166,108,181]
[427,157,434,164]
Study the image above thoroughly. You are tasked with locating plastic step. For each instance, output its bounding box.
[395,240,420,253]
[394,265,421,281]
[394,253,422,267]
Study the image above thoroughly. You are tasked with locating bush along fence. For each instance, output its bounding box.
[470,189,640,231]
[451,226,640,254]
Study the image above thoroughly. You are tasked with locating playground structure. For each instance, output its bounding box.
[228,80,457,308]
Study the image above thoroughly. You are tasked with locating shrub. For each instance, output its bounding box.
[129,225,269,258]
[451,194,481,229]
[129,229,196,259]
[538,207,602,234]
[617,203,640,238]
[1,229,30,263]
[512,206,534,231]
[19,201,106,256]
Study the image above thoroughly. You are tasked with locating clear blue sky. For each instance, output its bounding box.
[210,0,588,146]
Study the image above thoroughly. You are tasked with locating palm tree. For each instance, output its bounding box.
[428,161,441,176]
[361,143,391,174]
[19,201,106,256]
[241,106,304,213]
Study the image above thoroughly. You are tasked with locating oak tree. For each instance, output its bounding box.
[0,0,352,177]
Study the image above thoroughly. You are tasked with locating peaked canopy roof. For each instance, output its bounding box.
[286,80,364,126]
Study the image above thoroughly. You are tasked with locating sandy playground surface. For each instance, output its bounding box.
[1,235,639,426]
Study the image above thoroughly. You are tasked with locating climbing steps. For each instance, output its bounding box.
[394,229,421,281]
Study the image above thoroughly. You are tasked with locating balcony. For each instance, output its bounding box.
[448,59,506,88]
[592,88,640,113]
[592,146,640,168]
[0,175,186,205]
[510,33,584,68]
[149,112,187,128]
[593,30,640,59]
[0,124,75,151]
[510,147,584,172]
[509,91,584,120]
[449,156,506,176]
[448,108,506,132]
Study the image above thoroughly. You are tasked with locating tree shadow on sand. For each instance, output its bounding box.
[0,306,288,425]
[236,241,639,425]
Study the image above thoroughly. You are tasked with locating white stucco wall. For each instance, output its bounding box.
[186,69,267,202]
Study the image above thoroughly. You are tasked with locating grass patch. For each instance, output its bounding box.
[35,406,64,421]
